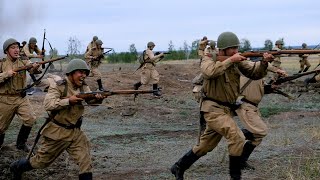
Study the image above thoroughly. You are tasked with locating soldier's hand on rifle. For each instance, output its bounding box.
[36,55,44,58]
[69,95,84,105]
[7,69,17,77]
[229,53,246,62]
[276,69,288,77]
[95,93,104,99]
[262,53,274,62]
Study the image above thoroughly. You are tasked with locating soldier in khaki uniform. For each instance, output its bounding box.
[271,40,283,68]
[85,39,106,91]
[171,32,274,180]
[298,43,311,73]
[86,36,98,53]
[0,38,40,151]
[10,59,104,180]
[21,37,44,59]
[198,36,209,62]
[133,42,164,96]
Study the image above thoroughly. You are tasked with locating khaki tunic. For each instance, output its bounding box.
[30,78,93,174]
[21,44,41,58]
[0,57,36,133]
[271,46,282,68]
[86,41,97,53]
[192,55,268,156]
[140,49,162,85]
[235,76,268,146]
[198,40,208,59]
[85,47,103,81]
[299,47,311,71]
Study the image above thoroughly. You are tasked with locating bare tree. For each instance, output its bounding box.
[263,39,273,50]
[129,43,138,56]
[67,36,82,57]
[183,41,191,60]
[168,40,175,52]
[239,38,251,52]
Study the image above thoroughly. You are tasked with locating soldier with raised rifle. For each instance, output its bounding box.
[86,36,98,53]
[171,32,274,180]
[0,38,41,151]
[21,37,45,59]
[198,36,209,62]
[85,39,106,91]
[10,59,104,180]
[133,41,164,97]
[298,43,311,73]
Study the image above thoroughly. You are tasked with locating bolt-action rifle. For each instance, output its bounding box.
[41,29,46,69]
[216,49,320,62]
[87,48,113,62]
[13,55,68,73]
[134,51,171,73]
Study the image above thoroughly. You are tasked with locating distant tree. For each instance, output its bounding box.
[49,48,58,57]
[67,36,82,57]
[263,39,273,50]
[183,41,191,60]
[168,40,175,52]
[129,43,138,56]
[239,38,251,52]
[191,39,199,51]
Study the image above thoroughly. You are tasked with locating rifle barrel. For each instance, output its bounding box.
[13,55,68,72]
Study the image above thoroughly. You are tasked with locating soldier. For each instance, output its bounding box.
[10,59,104,180]
[236,66,287,170]
[85,39,106,91]
[271,40,283,68]
[86,36,98,53]
[133,41,164,96]
[21,37,44,59]
[0,38,41,151]
[20,41,27,49]
[170,32,274,180]
[198,36,209,62]
[298,43,311,73]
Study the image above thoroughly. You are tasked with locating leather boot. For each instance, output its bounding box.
[10,158,33,180]
[79,172,93,180]
[229,156,242,180]
[153,84,161,96]
[171,150,200,180]
[241,141,256,170]
[97,79,105,91]
[0,133,5,147]
[133,81,142,90]
[16,125,32,152]
[241,128,254,141]
[303,67,310,72]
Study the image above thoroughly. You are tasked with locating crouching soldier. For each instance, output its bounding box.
[0,38,41,151]
[10,59,104,180]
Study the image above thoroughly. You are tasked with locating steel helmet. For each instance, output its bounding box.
[147,41,155,47]
[95,39,103,45]
[302,43,307,48]
[66,59,90,76]
[3,38,20,54]
[275,40,283,45]
[217,32,240,50]
[209,40,216,47]
[29,37,37,44]
[93,36,98,41]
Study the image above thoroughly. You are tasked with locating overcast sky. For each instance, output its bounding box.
[1,0,320,55]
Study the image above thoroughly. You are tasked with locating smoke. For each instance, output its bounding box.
[0,0,46,57]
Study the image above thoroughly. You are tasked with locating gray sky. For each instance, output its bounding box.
[1,0,320,55]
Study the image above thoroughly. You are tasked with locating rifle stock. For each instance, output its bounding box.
[216,50,320,62]
[14,55,68,73]
[76,89,157,100]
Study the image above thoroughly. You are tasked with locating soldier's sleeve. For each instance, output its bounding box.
[0,71,11,83]
[238,60,268,80]
[146,49,162,62]
[44,82,70,111]
[200,54,234,79]
[84,48,93,59]
[35,45,42,55]
[23,45,35,58]
[266,62,278,73]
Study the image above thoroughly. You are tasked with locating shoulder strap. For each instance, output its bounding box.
[240,79,253,94]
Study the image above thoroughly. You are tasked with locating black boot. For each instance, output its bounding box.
[241,141,256,170]
[303,67,310,72]
[153,84,161,96]
[16,125,32,152]
[229,156,242,180]
[10,158,33,180]
[0,133,5,147]
[298,70,302,73]
[97,79,105,91]
[133,81,142,90]
[79,172,93,180]
[171,150,200,180]
[241,129,254,141]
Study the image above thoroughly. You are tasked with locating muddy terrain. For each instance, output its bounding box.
[1,57,320,180]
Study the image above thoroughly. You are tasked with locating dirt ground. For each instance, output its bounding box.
[1,57,320,180]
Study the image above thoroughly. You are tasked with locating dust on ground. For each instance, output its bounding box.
[1,58,320,180]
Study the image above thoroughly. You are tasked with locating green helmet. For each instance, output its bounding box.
[93,36,98,41]
[3,38,20,54]
[217,32,240,50]
[29,37,37,44]
[147,41,155,47]
[66,59,90,76]
[209,40,216,47]
[275,40,283,45]
[95,39,103,45]
[302,43,307,48]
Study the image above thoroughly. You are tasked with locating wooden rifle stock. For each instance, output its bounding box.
[13,55,68,72]
[216,50,320,62]
[76,89,157,100]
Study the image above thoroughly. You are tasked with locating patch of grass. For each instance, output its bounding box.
[260,106,291,118]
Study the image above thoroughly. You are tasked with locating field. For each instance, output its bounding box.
[1,56,320,180]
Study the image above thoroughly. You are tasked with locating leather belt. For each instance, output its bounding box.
[52,117,83,129]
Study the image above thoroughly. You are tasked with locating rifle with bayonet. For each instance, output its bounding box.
[13,55,68,73]
[41,29,46,69]
[216,49,320,62]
